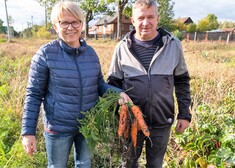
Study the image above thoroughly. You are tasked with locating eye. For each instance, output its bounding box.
[59,21,69,28]
[58,21,81,29]
[138,17,144,21]
[148,16,155,19]
[71,21,81,27]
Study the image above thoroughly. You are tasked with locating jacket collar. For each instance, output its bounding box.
[124,27,172,48]
[59,38,87,55]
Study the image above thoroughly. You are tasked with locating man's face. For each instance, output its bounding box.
[131,5,159,41]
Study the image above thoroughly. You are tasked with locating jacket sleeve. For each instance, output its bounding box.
[174,71,191,122]
[21,48,49,135]
[173,39,192,122]
[107,46,124,89]
[97,73,122,97]
[97,53,122,97]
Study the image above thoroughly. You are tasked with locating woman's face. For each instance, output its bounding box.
[54,9,83,48]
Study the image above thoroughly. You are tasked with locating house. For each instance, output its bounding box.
[176,17,194,25]
[89,13,133,38]
[222,28,235,33]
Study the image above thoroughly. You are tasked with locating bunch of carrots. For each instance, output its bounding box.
[79,91,150,166]
[118,103,150,148]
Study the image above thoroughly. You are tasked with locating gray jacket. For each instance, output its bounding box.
[108,28,191,128]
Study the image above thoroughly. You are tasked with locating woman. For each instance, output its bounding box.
[21,1,131,167]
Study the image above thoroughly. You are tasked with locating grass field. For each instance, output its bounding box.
[0,38,234,167]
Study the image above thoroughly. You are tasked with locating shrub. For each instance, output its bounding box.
[34,26,52,39]
[173,30,183,41]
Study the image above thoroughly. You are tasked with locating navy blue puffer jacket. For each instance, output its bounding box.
[21,39,120,135]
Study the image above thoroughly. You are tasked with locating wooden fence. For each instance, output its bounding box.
[183,31,234,43]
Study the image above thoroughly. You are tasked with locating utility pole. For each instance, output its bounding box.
[4,0,11,42]
[44,0,47,28]
[31,15,33,27]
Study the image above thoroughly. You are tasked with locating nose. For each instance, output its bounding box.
[142,18,149,25]
[67,23,74,29]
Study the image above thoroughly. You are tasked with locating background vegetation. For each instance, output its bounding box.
[1,0,235,40]
[0,36,234,167]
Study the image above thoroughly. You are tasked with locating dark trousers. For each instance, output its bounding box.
[130,126,171,168]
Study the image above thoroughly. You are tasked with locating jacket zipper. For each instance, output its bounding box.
[147,72,153,129]
[74,49,83,112]
[147,43,166,128]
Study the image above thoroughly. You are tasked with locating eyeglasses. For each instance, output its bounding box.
[58,20,82,29]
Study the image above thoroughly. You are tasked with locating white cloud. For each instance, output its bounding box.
[0,0,45,32]
[173,0,235,23]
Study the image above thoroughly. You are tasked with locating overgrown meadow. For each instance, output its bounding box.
[0,38,234,168]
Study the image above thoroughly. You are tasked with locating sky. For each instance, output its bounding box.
[1,0,235,32]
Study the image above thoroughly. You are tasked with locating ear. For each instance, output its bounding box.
[131,17,135,25]
[53,24,59,33]
[81,22,84,29]
[156,15,160,22]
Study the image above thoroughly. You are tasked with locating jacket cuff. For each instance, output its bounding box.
[177,112,192,122]
[21,127,36,136]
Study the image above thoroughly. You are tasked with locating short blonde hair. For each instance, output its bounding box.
[51,1,84,25]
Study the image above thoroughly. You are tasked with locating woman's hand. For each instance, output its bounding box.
[22,135,37,156]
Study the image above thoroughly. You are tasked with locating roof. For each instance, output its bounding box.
[206,28,235,33]
[176,17,194,24]
[95,13,118,26]
[222,28,235,32]
[206,29,223,33]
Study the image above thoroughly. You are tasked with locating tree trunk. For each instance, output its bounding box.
[85,10,93,39]
[117,0,128,40]
[117,3,122,40]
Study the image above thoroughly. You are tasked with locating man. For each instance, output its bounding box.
[107,0,191,167]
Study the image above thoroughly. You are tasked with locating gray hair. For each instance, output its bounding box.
[51,1,84,25]
[132,0,158,15]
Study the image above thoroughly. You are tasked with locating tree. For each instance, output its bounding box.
[0,19,5,34]
[103,0,132,40]
[79,0,110,39]
[172,20,186,31]
[197,14,219,32]
[36,0,59,27]
[116,0,129,40]
[206,14,219,30]
[219,20,235,29]
[36,0,114,39]
[186,23,197,33]
[0,19,3,26]
[81,0,132,40]
[157,0,175,31]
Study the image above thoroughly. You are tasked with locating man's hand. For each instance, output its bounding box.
[119,92,132,105]
[22,135,37,156]
[175,119,190,133]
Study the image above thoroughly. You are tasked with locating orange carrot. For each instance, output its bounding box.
[137,122,141,131]
[123,120,130,139]
[131,105,150,137]
[118,104,128,137]
[131,118,138,148]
